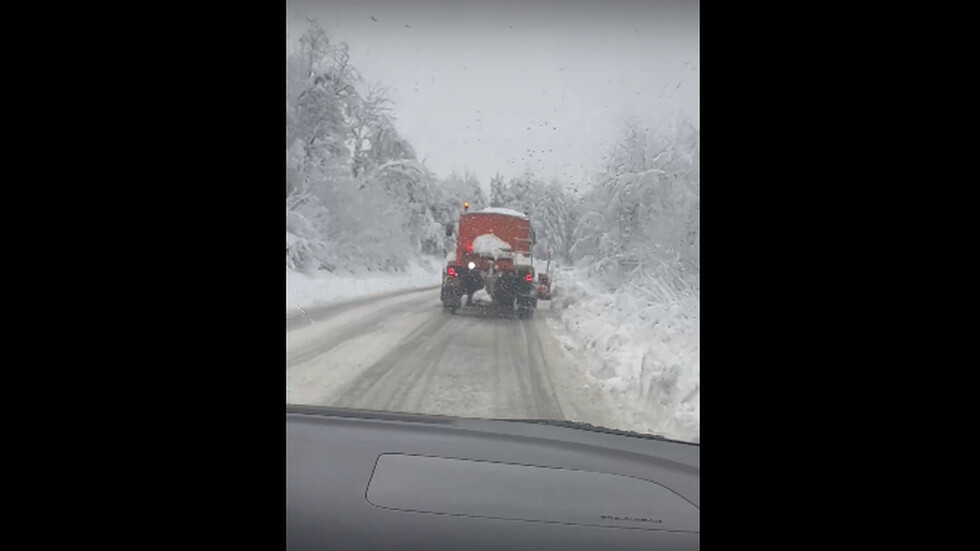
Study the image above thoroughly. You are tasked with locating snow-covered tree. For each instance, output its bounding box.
[368,159,443,256]
[489,173,512,207]
[570,115,700,294]
[347,84,417,178]
[286,20,421,273]
[441,170,486,212]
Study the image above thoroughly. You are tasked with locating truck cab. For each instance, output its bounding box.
[442,206,538,318]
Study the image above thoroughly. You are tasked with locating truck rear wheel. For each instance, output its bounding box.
[496,292,514,315]
[441,286,461,313]
[515,294,536,319]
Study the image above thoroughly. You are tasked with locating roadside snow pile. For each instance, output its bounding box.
[286,219,326,274]
[473,234,512,260]
[546,268,700,443]
[286,256,441,314]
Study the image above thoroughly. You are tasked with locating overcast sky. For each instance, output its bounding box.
[287,0,699,190]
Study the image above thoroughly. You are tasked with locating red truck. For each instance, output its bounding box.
[441,204,548,319]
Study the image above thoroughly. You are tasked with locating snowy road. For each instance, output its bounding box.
[286,287,614,423]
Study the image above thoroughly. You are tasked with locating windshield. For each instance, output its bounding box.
[285,0,699,444]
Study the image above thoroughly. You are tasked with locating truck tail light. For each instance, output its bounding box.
[526,273,533,282]
[448,268,457,277]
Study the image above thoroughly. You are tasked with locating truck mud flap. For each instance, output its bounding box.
[516,294,537,319]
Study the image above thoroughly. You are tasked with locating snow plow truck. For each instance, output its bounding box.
[441,203,550,319]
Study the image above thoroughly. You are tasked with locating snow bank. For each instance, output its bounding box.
[546,267,699,443]
[477,207,528,219]
[285,226,325,274]
[286,256,441,314]
[473,234,512,260]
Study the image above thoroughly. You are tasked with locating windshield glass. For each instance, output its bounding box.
[286,0,700,444]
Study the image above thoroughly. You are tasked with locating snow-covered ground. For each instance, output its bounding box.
[545,267,700,443]
[286,256,442,314]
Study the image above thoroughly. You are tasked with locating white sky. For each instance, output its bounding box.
[287,0,699,190]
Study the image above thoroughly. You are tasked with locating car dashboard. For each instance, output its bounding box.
[286,405,700,550]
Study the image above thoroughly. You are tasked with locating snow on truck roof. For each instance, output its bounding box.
[468,207,529,219]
